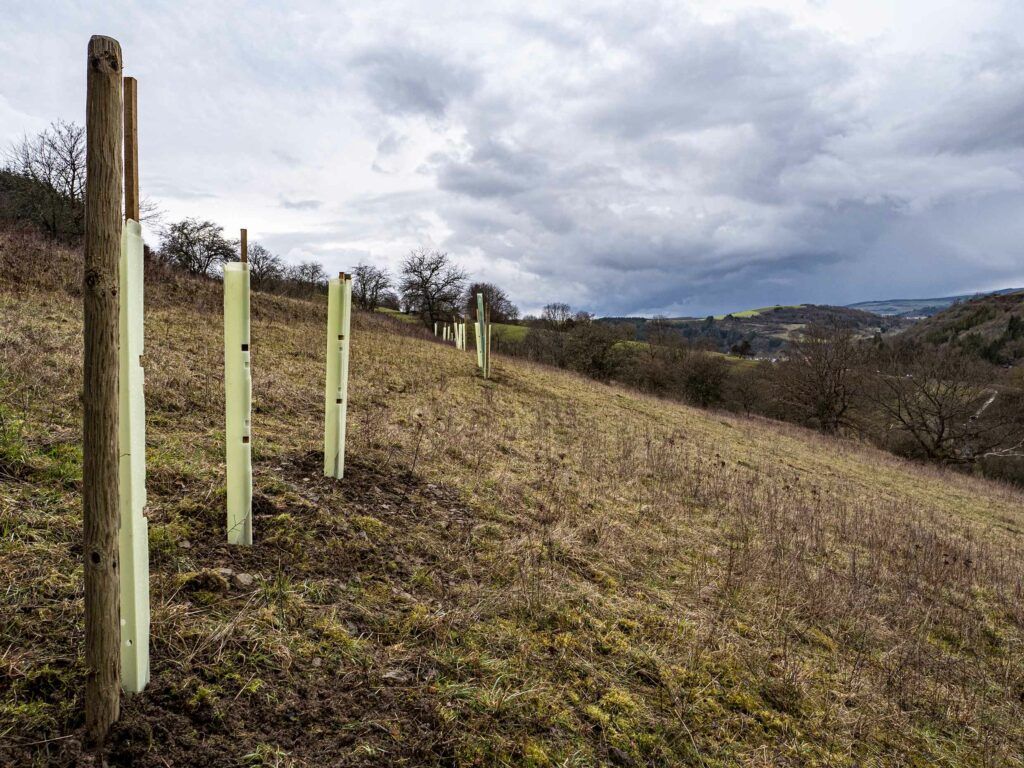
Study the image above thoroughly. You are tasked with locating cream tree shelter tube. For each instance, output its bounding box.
[476,292,491,378]
[118,74,148,695]
[324,273,352,478]
[224,257,252,545]
[474,318,483,368]
[118,218,149,692]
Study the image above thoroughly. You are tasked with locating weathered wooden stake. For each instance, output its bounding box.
[123,76,139,222]
[225,229,252,545]
[118,74,149,694]
[84,33,123,746]
[324,272,352,478]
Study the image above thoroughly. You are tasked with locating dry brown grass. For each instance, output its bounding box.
[2,229,1024,766]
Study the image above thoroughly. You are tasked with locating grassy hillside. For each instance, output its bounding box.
[3,232,1024,766]
[713,304,803,320]
[899,290,1024,363]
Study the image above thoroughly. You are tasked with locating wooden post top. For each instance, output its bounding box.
[88,35,122,73]
[240,229,247,263]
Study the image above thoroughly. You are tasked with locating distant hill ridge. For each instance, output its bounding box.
[899,288,1024,364]
[845,287,1023,317]
[599,304,905,355]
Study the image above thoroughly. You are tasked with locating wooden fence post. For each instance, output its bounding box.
[225,229,252,545]
[123,76,139,223]
[83,33,123,746]
[324,272,352,478]
[118,74,149,694]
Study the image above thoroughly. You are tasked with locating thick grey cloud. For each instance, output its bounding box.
[280,197,323,211]
[351,46,478,118]
[4,1,1024,316]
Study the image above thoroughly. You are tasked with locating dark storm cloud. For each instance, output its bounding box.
[588,13,852,142]
[436,141,547,198]
[899,50,1024,156]
[411,7,1024,316]
[351,46,479,118]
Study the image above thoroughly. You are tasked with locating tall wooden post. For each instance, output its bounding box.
[324,272,352,478]
[118,75,149,694]
[225,229,252,545]
[84,34,123,746]
[123,76,139,222]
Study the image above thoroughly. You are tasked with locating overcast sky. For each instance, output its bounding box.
[4,1,1024,316]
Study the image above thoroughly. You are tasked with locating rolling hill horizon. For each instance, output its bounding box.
[603,287,1024,325]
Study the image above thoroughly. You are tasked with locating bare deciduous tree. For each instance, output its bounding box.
[864,343,1024,464]
[3,120,86,239]
[565,322,629,381]
[287,260,328,294]
[541,302,573,330]
[399,249,466,327]
[462,282,519,323]
[353,263,391,311]
[158,218,236,277]
[769,323,864,433]
[246,242,285,290]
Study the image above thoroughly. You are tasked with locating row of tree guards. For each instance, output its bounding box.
[435,295,492,378]
[80,34,498,746]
